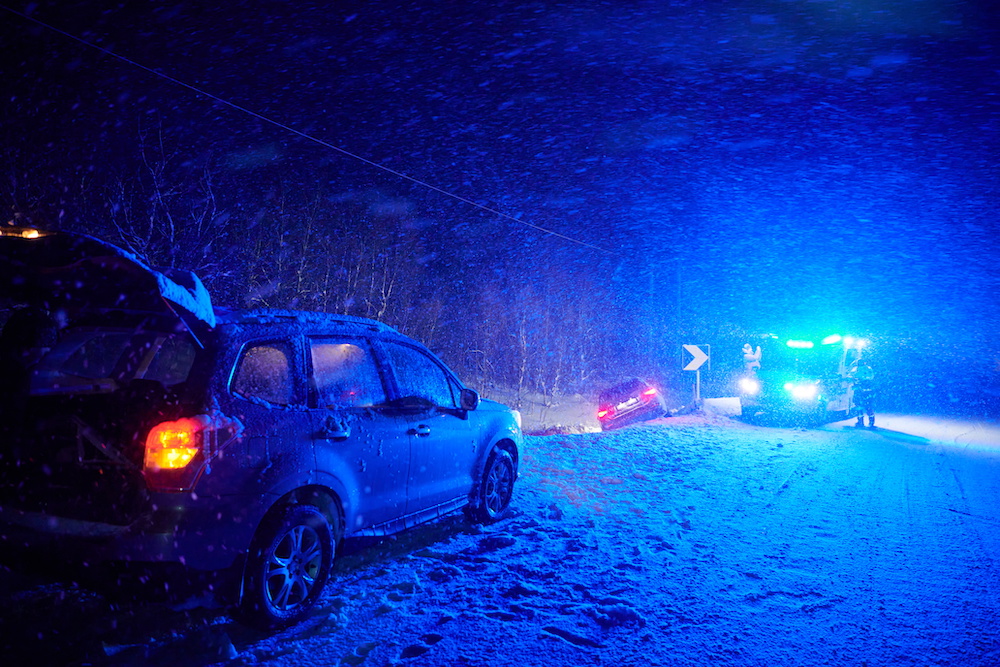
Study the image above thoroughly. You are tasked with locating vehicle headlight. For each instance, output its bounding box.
[739,377,760,395]
[784,382,818,401]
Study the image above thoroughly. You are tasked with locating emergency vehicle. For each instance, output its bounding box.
[738,333,867,424]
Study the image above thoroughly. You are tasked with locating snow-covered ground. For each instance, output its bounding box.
[2,401,999,666]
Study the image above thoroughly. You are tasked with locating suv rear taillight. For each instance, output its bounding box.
[143,414,239,492]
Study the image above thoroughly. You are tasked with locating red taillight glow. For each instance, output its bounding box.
[145,417,206,471]
[143,413,241,492]
[597,407,613,420]
[143,415,220,492]
[642,387,657,397]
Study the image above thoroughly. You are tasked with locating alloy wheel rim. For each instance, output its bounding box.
[264,524,323,611]
[485,459,513,515]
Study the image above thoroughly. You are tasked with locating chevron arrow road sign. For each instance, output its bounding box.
[682,344,710,371]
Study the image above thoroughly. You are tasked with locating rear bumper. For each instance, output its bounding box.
[0,493,259,571]
[599,401,665,429]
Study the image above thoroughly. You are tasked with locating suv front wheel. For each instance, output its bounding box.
[468,449,515,524]
[237,503,336,629]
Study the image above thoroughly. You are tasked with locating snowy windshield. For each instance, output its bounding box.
[761,343,843,378]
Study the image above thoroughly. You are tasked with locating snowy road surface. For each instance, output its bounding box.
[2,413,999,666]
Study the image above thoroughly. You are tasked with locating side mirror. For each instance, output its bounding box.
[460,387,480,411]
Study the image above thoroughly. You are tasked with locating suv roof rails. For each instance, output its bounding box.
[214,308,396,333]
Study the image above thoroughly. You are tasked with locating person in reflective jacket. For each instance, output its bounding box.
[850,361,876,428]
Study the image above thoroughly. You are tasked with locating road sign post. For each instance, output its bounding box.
[682,344,710,407]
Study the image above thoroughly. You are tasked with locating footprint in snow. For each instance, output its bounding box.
[340,641,377,666]
[541,625,603,649]
[399,633,444,660]
[426,564,462,583]
[510,517,543,532]
[645,533,676,553]
[587,600,647,629]
[503,582,543,598]
[411,548,459,564]
[485,609,519,622]
[564,538,595,553]
[614,560,644,572]
[669,506,695,531]
[476,534,517,554]
[387,580,420,602]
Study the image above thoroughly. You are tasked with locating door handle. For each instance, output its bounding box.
[319,426,351,440]
[410,425,431,437]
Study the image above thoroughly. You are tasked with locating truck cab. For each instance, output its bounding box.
[738,333,867,425]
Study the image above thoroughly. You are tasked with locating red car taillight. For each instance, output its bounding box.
[143,414,239,492]
[641,387,657,401]
[145,417,204,470]
[597,407,614,420]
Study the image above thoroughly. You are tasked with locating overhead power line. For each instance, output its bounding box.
[2,4,614,255]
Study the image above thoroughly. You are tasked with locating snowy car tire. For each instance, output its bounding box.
[237,504,336,629]
[468,449,515,524]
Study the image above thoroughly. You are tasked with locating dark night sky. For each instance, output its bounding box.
[2,0,999,382]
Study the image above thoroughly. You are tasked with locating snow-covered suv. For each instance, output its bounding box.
[0,228,522,628]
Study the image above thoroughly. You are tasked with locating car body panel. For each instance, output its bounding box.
[401,406,477,513]
[312,406,410,531]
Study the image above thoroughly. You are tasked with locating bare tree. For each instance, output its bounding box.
[104,120,237,291]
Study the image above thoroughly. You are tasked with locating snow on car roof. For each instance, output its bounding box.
[152,268,216,329]
[214,308,396,332]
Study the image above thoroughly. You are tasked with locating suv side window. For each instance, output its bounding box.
[384,343,458,408]
[309,339,386,408]
[232,341,294,406]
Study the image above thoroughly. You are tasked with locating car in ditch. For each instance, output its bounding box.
[0,227,523,628]
[738,333,866,425]
[596,377,668,430]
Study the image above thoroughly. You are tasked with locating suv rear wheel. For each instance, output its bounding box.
[237,504,336,629]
